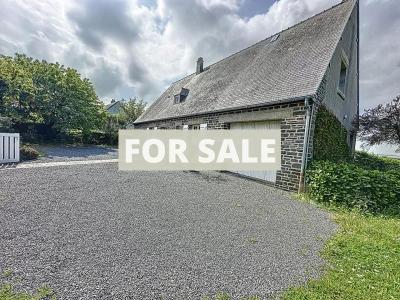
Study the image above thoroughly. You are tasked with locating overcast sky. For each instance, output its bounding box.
[1,0,399,112]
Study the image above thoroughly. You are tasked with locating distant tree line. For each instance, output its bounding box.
[0,54,146,145]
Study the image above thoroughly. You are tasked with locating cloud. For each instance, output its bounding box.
[67,0,141,51]
[90,57,124,97]
[359,0,400,110]
[0,0,399,111]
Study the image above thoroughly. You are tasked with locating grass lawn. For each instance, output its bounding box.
[0,284,54,300]
[283,199,400,299]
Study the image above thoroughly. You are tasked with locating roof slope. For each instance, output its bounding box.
[106,100,121,110]
[135,0,356,123]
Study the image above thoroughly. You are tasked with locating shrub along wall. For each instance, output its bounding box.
[313,106,350,162]
[308,106,400,213]
[307,158,400,213]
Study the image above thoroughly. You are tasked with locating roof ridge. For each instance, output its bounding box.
[169,0,355,86]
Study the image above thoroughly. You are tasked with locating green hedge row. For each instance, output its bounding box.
[63,129,118,146]
[307,159,400,213]
[354,151,400,171]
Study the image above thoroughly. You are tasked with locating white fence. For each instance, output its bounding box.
[0,133,20,163]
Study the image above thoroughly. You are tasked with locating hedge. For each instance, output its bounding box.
[307,160,400,213]
[313,106,351,162]
[82,130,118,146]
[354,151,400,171]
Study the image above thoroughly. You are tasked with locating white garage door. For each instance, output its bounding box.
[230,120,280,183]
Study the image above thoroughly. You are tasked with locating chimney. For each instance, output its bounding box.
[196,57,204,75]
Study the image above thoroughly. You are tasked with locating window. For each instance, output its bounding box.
[174,94,181,104]
[173,88,190,104]
[337,58,348,99]
[190,124,200,130]
[180,88,189,98]
[200,123,207,130]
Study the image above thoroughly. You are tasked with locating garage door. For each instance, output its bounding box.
[230,120,280,183]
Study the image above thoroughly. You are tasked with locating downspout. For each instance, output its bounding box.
[298,97,314,193]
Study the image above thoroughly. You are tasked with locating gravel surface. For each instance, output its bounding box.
[0,162,337,299]
[32,145,118,163]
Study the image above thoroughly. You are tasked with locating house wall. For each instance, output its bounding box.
[319,2,359,149]
[134,101,307,191]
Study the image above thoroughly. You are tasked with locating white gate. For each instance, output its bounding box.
[0,133,20,163]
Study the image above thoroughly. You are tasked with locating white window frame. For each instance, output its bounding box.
[200,123,208,130]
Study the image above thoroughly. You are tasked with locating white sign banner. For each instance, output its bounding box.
[119,129,281,171]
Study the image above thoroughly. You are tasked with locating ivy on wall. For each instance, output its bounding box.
[313,106,351,162]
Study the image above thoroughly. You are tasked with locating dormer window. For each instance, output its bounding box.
[173,88,189,104]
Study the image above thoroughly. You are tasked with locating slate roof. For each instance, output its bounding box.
[135,0,356,124]
[106,100,121,110]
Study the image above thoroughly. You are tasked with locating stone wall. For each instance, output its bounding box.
[134,100,307,191]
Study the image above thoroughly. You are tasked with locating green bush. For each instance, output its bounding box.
[354,151,400,171]
[83,130,106,145]
[64,129,84,144]
[20,145,40,161]
[307,160,400,213]
[82,129,118,146]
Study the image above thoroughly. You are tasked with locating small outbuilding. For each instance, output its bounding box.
[134,0,359,191]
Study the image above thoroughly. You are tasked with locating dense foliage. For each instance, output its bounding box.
[119,97,146,126]
[93,98,147,145]
[353,151,400,171]
[0,54,106,141]
[20,145,40,161]
[359,96,400,151]
[313,106,351,162]
[307,154,400,213]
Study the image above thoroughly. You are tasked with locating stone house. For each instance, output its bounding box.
[134,0,359,191]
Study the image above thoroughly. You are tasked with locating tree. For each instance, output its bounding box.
[358,96,400,151]
[0,54,106,140]
[0,55,36,126]
[120,97,146,126]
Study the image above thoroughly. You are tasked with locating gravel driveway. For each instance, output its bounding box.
[0,151,336,299]
[30,145,118,163]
